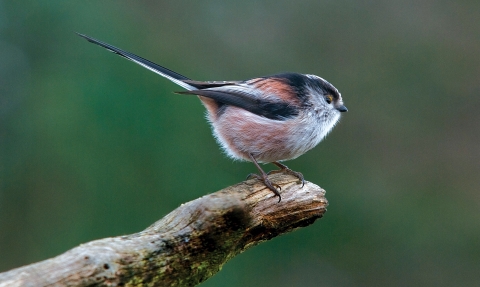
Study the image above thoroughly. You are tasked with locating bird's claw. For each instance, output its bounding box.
[246,173,258,180]
[247,173,282,202]
[270,163,305,187]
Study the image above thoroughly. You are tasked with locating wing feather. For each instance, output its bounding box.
[178,85,298,120]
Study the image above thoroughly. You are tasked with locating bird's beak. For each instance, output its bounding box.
[336,105,348,112]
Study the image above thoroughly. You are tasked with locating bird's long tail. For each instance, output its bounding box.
[76,33,196,91]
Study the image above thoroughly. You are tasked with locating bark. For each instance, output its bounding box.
[0,174,328,287]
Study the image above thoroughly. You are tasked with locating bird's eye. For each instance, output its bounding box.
[325,95,333,104]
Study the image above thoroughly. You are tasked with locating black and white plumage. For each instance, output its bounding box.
[77,33,347,201]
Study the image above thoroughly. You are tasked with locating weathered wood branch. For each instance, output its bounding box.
[0,174,328,287]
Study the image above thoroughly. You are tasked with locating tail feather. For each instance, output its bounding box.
[76,33,196,90]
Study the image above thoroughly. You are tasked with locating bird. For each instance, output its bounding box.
[77,33,347,202]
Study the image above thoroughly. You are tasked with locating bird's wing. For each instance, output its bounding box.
[177,85,298,120]
[77,33,198,90]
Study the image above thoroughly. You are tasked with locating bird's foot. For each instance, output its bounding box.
[269,162,305,188]
[246,173,282,202]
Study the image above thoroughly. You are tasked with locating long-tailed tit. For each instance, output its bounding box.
[77,33,347,202]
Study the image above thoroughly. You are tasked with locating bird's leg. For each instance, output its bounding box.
[268,162,305,188]
[246,153,282,202]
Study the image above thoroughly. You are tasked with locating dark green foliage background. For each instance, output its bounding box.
[1,1,479,286]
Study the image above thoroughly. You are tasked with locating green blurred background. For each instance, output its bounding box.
[1,1,479,286]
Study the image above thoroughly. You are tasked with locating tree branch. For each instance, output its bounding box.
[0,174,328,287]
